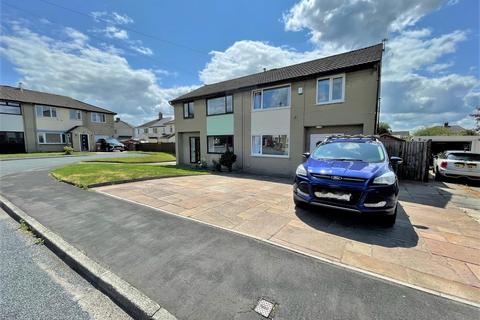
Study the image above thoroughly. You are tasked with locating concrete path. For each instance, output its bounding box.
[96,175,480,304]
[0,208,130,320]
[1,170,478,319]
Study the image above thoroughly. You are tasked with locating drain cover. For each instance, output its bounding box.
[254,298,275,318]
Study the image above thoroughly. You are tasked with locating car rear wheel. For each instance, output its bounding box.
[381,205,397,228]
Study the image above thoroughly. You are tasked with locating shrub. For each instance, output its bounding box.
[212,159,222,172]
[63,146,74,155]
[219,148,237,172]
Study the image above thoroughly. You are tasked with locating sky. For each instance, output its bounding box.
[0,0,478,130]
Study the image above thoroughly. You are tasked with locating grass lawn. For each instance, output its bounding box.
[85,152,176,163]
[50,163,207,188]
[0,152,91,159]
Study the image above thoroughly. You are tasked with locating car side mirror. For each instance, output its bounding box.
[390,156,403,164]
[302,152,310,159]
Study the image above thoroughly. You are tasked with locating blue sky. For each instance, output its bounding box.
[1,0,478,129]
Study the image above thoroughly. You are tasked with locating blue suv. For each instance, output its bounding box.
[293,136,402,227]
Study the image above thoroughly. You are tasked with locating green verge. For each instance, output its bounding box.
[50,163,207,188]
[0,152,91,159]
[85,152,176,163]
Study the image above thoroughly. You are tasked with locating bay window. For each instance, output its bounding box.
[183,102,194,118]
[252,85,290,110]
[316,74,345,104]
[91,112,106,123]
[207,95,233,115]
[207,135,233,154]
[35,105,57,118]
[251,134,289,157]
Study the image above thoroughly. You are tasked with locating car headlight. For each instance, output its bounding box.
[373,171,396,185]
[296,164,307,177]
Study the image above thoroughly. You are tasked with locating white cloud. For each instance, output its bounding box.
[130,45,153,56]
[0,24,196,125]
[91,11,133,25]
[105,26,129,40]
[283,0,446,48]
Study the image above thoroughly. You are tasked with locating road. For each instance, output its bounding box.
[0,208,130,320]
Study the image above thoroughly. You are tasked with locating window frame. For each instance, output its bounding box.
[207,135,234,154]
[206,95,234,116]
[251,84,291,112]
[0,101,22,115]
[37,132,66,145]
[251,134,290,158]
[91,112,106,123]
[69,109,82,120]
[316,73,346,105]
[183,101,194,119]
[35,105,57,118]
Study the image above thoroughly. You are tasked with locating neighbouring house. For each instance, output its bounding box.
[134,112,175,143]
[413,136,480,154]
[0,85,115,153]
[114,117,134,140]
[170,43,383,176]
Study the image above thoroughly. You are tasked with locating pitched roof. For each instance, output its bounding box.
[170,43,383,103]
[115,119,134,128]
[0,85,115,114]
[136,116,173,128]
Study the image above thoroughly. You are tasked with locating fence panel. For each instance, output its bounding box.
[380,139,431,182]
[135,142,176,154]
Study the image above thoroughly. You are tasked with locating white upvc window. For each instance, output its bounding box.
[37,132,66,144]
[252,85,291,111]
[35,105,57,118]
[69,109,82,120]
[316,74,345,105]
[251,134,289,157]
[91,112,106,123]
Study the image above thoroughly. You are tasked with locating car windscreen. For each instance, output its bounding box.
[311,141,385,162]
[106,139,121,144]
[447,153,480,161]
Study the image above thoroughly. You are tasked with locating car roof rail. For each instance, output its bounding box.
[317,134,380,146]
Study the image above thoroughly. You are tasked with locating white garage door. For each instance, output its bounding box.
[309,133,343,152]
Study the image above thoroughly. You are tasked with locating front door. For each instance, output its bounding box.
[80,134,89,151]
[189,137,200,163]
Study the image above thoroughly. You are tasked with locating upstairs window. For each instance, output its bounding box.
[183,102,194,118]
[0,101,21,115]
[35,105,57,118]
[317,74,345,104]
[144,128,149,133]
[69,109,82,120]
[91,112,106,123]
[153,128,158,133]
[252,85,290,110]
[207,95,233,116]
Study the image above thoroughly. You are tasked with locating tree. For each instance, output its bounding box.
[471,107,480,132]
[377,122,391,135]
[413,126,477,136]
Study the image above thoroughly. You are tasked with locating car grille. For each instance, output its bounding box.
[310,173,367,183]
[313,185,362,205]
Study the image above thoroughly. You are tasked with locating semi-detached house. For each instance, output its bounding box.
[0,85,115,153]
[170,44,384,177]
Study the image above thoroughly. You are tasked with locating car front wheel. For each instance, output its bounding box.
[381,205,397,228]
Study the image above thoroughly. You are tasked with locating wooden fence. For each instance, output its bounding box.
[135,142,176,154]
[380,139,432,182]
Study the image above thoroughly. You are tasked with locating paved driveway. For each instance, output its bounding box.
[97,174,480,303]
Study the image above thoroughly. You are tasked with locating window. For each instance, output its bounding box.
[207,95,233,115]
[35,105,57,118]
[183,102,194,118]
[251,134,289,157]
[207,135,233,154]
[91,112,106,123]
[144,128,149,133]
[37,132,66,144]
[0,101,21,115]
[153,128,158,133]
[69,110,82,120]
[316,74,345,104]
[252,85,290,110]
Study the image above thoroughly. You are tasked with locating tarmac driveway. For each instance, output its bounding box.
[97,174,480,304]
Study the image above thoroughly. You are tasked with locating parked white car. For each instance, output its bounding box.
[433,151,480,181]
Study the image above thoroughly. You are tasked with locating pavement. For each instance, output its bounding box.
[96,174,480,303]
[0,207,130,320]
[1,168,479,319]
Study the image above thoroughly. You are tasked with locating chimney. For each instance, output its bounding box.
[158,112,163,120]
[263,68,267,72]
[115,117,120,122]
[444,122,449,128]
[18,82,24,91]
